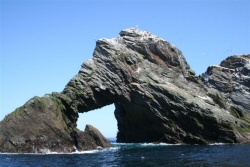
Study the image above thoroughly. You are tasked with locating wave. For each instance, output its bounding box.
[47,147,119,155]
[112,142,231,147]
[141,143,182,146]
[112,142,182,147]
[0,147,119,155]
[208,143,227,146]
[0,142,230,155]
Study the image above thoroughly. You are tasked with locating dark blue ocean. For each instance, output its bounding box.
[1,142,250,167]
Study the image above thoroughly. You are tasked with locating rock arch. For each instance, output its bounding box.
[55,29,250,144]
[55,28,193,143]
[77,104,117,138]
[1,28,250,153]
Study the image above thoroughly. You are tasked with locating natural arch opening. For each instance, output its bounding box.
[77,104,117,140]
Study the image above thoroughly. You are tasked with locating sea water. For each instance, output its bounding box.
[1,142,250,166]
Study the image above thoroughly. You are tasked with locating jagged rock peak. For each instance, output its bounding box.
[202,54,250,115]
[220,54,250,69]
[95,28,190,75]
[119,28,163,39]
[96,28,179,55]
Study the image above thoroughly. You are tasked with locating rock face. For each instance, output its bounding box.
[202,55,250,113]
[1,28,250,152]
[201,55,250,142]
[0,95,111,153]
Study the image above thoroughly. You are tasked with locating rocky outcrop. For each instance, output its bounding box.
[202,55,250,113]
[201,55,250,142]
[1,28,250,153]
[0,95,111,153]
[85,124,111,148]
[60,28,250,144]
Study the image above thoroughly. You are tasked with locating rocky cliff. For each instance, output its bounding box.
[0,95,111,153]
[201,55,250,142]
[1,28,250,153]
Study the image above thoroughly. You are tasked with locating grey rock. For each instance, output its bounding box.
[62,28,250,144]
[202,55,250,113]
[201,55,250,142]
[85,124,112,148]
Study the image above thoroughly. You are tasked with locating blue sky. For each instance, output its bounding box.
[1,0,249,138]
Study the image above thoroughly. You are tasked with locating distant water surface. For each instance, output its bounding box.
[1,143,250,166]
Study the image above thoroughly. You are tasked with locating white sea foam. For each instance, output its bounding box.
[111,142,135,146]
[141,143,182,146]
[112,142,182,147]
[209,143,227,145]
[0,147,119,155]
[70,147,119,154]
[70,150,99,154]
[46,151,60,154]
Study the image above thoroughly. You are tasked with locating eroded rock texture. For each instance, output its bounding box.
[1,28,250,153]
[0,95,111,153]
[202,55,250,113]
[202,55,250,142]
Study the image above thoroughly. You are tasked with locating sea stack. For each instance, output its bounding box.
[1,28,249,153]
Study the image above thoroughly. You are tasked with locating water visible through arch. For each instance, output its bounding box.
[77,104,117,139]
